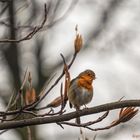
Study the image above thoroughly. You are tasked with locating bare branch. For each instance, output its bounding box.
[0,4,47,43]
[0,113,21,122]
[0,130,9,135]
[60,111,109,127]
[0,100,140,130]
[43,0,79,29]
[26,25,82,110]
[26,50,78,110]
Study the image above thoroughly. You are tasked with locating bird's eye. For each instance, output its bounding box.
[87,73,91,76]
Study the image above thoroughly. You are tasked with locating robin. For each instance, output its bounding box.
[67,69,96,124]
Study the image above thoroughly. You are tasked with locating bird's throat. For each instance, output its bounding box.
[77,77,93,91]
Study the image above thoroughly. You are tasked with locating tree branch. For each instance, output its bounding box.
[0,99,140,130]
[0,4,47,43]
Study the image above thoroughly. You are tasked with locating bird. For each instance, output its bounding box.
[67,69,96,124]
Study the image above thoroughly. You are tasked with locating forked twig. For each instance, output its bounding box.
[0,4,47,43]
[60,111,109,127]
[24,25,82,110]
[25,52,78,110]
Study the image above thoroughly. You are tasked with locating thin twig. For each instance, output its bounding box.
[22,110,38,117]
[1,89,19,122]
[44,0,78,29]
[34,54,70,112]
[10,67,29,108]
[5,89,16,112]
[0,0,78,31]
[22,27,79,110]
[0,113,21,122]
[56,122,64,129]
[0,129,9,135]
[20,67,29,91]
[0,4,47,43]
[38,73,56,98]
[25,52,77,110]
[38,109,66,117]
[60,111,109,127]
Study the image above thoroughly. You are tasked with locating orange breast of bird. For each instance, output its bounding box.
[77,75,93,92]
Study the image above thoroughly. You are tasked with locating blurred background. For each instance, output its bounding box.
[0,0,140,140]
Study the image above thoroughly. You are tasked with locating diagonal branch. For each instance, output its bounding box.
[24,25,83,110]
[25,52,78,110]
[0,99,140,130]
